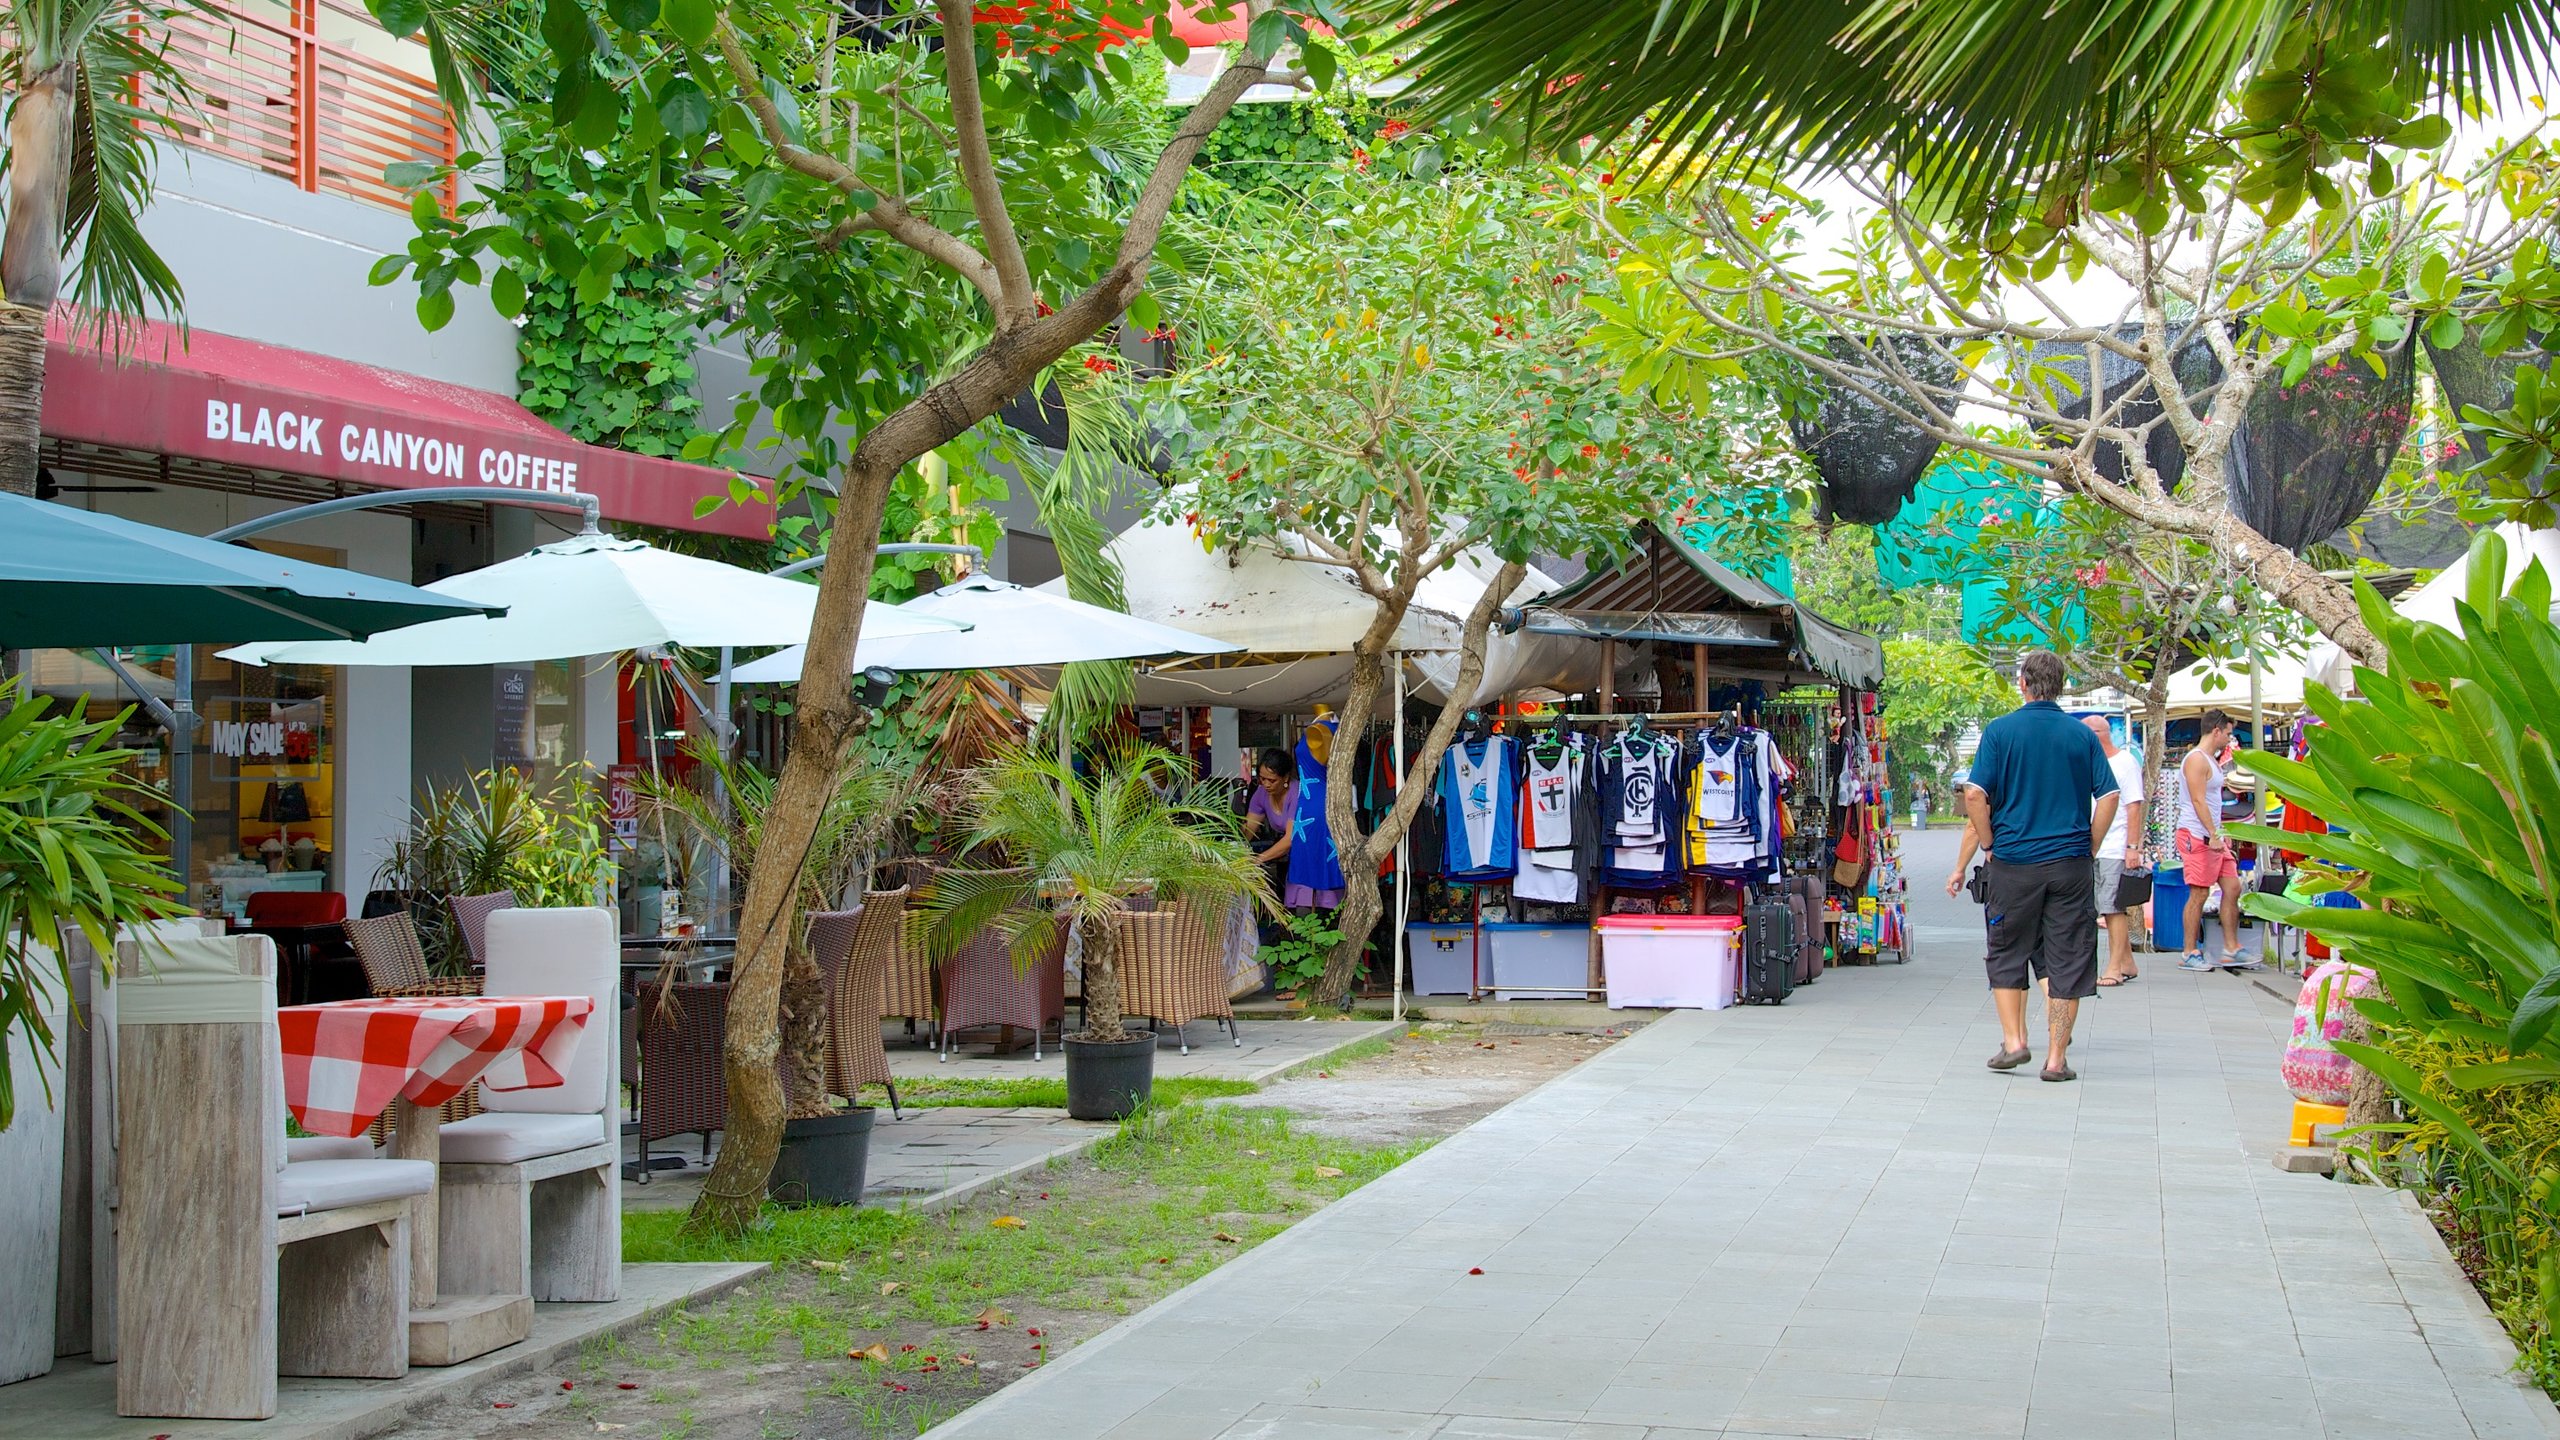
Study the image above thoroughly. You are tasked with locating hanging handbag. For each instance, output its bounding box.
[2114,869,2154,910]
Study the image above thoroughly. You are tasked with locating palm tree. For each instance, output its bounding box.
[1370,0,2555,206]
[638,736,916,1116]
[0,0,203,496]
[914,742,1270,1046]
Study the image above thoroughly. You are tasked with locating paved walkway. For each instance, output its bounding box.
[924,830,2560,1440]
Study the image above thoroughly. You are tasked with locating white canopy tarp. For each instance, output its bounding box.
[2305,523,2560,694]
[720,573,1238,682]
[2159,655,2308,719]
[224,532,963,667]
[1053,518,1603,711]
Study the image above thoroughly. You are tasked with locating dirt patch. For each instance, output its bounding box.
[383,1022,1627,1440]
[1223,1022,1637,1146]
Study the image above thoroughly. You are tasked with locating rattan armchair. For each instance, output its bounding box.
[810,908,903,1117]
[1114,903,1241,1055]
[634,980,729,1176]
[856,885,938,1046]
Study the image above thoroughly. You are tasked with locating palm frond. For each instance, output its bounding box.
[1370,0,2558,207]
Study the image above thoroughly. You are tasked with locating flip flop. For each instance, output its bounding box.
[2097,975,2130,987]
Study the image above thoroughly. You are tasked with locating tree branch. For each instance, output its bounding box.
[933,0,1037,326]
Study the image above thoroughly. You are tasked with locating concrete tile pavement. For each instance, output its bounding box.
[920,831,2560,1440]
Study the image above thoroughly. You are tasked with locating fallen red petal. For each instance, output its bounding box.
[1468,1267,1485,1275]
[616,1382,639,1390]
[560,1381,575,1391]
[1027,1328,1042,1337]
[492,1401,515,1409]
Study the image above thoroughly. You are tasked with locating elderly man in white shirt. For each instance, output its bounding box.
[2085,716,2148,987]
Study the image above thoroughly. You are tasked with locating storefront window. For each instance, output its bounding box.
[194,651,338,914]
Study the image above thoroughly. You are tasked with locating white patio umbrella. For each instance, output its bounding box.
[222,531,964,667]
[721,572,1240,682]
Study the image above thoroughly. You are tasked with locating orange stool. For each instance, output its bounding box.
[2290,1100,2347,1147]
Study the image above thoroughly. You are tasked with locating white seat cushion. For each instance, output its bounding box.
[436,1111,606,1165]
[278,1158,433,1215]
[286,1135,378,1163]
[482,907,617,1116]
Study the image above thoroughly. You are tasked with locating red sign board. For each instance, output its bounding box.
[43,315,771,540]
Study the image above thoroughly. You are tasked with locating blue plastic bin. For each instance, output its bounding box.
[2150,870,2190,953]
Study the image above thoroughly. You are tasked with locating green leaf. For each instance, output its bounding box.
[541,0,592,65]
[2399,113,2454,151]
[1245,9,1288,61]
[2334,1039,2516,1185]
[1302,41,1337,92]
[606,0,658,28]
[2427,311,2465,351]
[490,266,526,319]
[368,254,409,287]
[368,0,428,35]
[663,0,714,48]
[656,77,713,140]
[417,288,456,332]
[2449,1056,2560,1090]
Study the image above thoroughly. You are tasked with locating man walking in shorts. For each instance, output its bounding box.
[2175,710,2254,970]
[1961,652,2120,1082]
[2086,717,2148,986]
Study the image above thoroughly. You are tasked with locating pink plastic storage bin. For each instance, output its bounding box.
[1598,914,1742,1010]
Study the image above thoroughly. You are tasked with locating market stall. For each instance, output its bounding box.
[1395,521,1899,1008]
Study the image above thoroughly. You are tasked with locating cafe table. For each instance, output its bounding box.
[277,993,594,1365]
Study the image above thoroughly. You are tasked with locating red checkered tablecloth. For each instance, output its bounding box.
[278,995,596,1138]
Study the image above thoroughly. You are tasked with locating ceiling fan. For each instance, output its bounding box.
[35,466,157,501]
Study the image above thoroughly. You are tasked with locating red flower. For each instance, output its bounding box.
[1379,120,1411,141]
[1353,148,1371,171]
[1599,172,1615,185]
[1035,300,1055,317]
[1579,443,1600,459]
[1084,355,1119,373]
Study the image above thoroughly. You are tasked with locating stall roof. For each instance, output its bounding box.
[1523,522,1886,691]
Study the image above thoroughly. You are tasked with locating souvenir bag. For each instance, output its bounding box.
[2282,961,2377,1105]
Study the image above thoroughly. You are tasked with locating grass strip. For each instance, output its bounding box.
[884,1074,1259,1110]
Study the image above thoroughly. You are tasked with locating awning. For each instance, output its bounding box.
[1525,522,1887,691]
[42,316,768,539]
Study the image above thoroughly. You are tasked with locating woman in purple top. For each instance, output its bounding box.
[1244,748,1296,873]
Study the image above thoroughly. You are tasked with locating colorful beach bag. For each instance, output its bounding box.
[2283,960,2377,1105]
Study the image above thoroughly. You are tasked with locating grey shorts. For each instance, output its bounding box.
[2094,857,2127,915]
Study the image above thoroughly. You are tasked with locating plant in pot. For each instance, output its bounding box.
[640,736,914,1204]
[0,681,182,1383]
[917,741,1272,1121]
[375,767,614,972]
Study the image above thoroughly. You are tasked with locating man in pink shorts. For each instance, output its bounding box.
[2174,709,2253,970]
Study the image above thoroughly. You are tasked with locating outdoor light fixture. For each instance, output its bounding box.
[857,665,899,709]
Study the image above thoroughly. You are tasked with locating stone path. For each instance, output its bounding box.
[920,829,2560,1440]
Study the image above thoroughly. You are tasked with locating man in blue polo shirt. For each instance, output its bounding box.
[1962,650,2120,1082]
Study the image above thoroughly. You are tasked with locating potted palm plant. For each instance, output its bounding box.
[917,741,1271,1121]
[639,738,913,1204]
[374,767,614,971]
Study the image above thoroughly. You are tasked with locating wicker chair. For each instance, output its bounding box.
[856,886,938,1046]
[810,908,902,1117]
[448,890,518,972]
[635,980,729,1176]
[936,915,1066,1061]
[1115,903,1241,1054]
[344,910,483,999]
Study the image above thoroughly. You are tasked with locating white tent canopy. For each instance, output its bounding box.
[719,572,1239,682]
[2159,655,2309,719]
[1056,518,1603,711]
[224,532,964,667]
[2304,523,2560,694]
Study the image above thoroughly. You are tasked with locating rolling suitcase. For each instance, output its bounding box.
[1791,886,1822,986]
[1744,894,1794,1004]
[1798,875,1828,981]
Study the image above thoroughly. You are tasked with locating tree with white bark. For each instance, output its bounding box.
[1584,110,2560,668]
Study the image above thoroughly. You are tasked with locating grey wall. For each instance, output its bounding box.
[134,149,520,390]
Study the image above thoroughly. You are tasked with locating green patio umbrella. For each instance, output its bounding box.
[0,493,501,648]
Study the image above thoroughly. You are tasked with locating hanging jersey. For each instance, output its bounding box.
[1515,744,1581,902]
[1440,735,1520,881]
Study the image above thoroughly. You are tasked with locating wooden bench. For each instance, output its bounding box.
[112,931,430,1419]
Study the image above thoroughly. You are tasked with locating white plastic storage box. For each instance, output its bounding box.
[1405,923,1479,996]
[1597,914,1742,1010]
[1484,923,1591,1001]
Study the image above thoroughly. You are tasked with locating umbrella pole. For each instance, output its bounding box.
[1391,652,1407,1027]
[711,645,735,929]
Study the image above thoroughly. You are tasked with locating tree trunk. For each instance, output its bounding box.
[683,456,895,1237]
[0,306,46,498]
[778,932,831,1118]
[0,57,73,500]
[1315,560,1526,1009]
[1080,912,1125,1043]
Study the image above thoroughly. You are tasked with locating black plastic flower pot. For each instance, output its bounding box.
[1064,1032,1157,1121]
[769,1106,876,1207]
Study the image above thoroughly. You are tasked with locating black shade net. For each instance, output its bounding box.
[2423,329,2551,466]
[2024,323,2222,492]
[2228,340,2416,552]
[1786,334,1961,525]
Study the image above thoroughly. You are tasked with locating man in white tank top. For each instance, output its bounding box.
[2174,710,2253,970]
